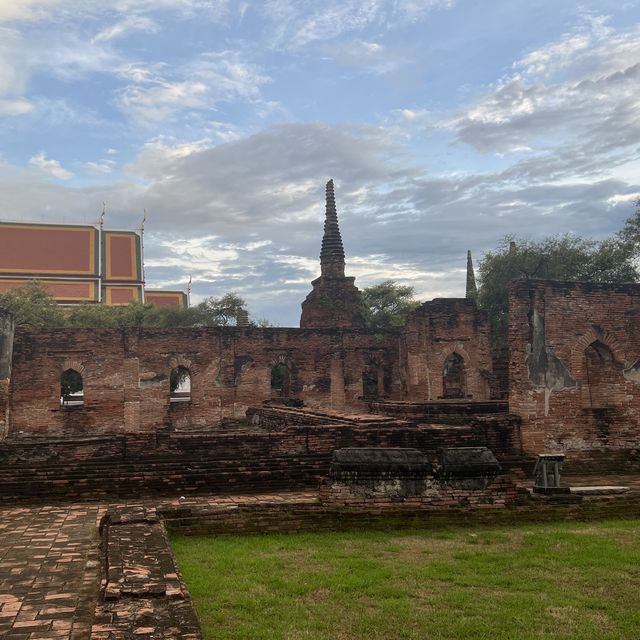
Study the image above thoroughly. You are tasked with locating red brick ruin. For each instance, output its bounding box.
[0,181,638,501]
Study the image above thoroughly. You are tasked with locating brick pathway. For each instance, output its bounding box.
[0,504,102,640]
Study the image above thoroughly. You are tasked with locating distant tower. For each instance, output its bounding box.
[466,250,477,299]
[300,180,365,328]
[236,308,250,327]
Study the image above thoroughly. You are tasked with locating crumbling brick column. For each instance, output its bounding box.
[0,309,15,437]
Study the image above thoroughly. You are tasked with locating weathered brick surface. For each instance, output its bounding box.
[509,279,640,465]
[400,298,495,401]
[8,327,402,436]
[162,486,640,537]
[93,507,201,639]
[319,471,528,507]
[0,378,8,437]
[0,503,102,639]
[0,417,523,502]
[300,275,366,328]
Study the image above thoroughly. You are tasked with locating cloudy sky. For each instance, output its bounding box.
[1,0,639,324]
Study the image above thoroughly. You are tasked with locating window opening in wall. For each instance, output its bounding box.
[170,366,191,402]
[60,369,84,407]
[271,363,291,397]
[442,352,466,399]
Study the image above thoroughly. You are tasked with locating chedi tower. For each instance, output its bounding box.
[300,180,366,328]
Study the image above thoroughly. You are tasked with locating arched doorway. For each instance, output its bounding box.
[271,362,291,397]
[442,353,465,399]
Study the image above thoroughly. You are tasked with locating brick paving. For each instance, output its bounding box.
[0,504,103,640]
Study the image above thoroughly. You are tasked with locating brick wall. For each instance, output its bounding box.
[400,298,494,401]
[7,327,402,436]
[0,421,522,502]
[508,279,640,464]
[5,300,498,438]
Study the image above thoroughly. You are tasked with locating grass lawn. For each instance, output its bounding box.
[171,519,640,640]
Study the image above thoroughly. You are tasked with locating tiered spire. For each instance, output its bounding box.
[320,179,345,278]
[466,250,477,299]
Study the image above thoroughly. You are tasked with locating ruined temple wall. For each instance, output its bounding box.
[508,279,640,459]
[9,329,128,435]
[400,298,493,401]
[0,310,14,436]
[7,326,401,436]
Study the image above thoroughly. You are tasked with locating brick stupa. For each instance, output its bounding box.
[300,180,366,328]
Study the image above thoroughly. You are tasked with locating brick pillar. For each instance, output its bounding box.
[123,358,141,432]
[0,310,14,438]
[330,355,345,409]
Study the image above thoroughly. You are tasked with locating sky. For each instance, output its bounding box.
[1,0,639,325]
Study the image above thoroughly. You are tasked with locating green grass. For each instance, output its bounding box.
[171,519,640,640]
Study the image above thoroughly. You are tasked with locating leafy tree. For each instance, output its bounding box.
[0,282,66,328]
[0,284,255,329]
[362,280,419,329]
[478,205,640,353]
[187,293,249,327]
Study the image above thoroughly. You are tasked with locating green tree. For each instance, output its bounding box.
[477,209,640,353]
[362,280,419,329]
[0,282,66,327]
[0,284,255,329]
[187,293,249,327]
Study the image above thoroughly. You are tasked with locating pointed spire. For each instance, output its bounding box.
[466,250,477,299]
[320,179,346,278]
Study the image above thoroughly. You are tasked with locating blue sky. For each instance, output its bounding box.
[1,0,639,324]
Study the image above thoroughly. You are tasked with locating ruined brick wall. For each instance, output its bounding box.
[0,310,14,437]
[509,279,640,461]
[7,326,401,436]
[400,298,493,401]
[0,421,523,501]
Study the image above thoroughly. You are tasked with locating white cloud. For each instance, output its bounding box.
[607,192,640,205]
[442,18,640,189]
[260,0,455,48]
[0,27,28,96]
[28,151,74,180]
[86,159,116,175]
[317,39,408,74]
[117,80,209,124]
[92,15,159,43]
[0,97,32,115]
[115,51,270,124]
